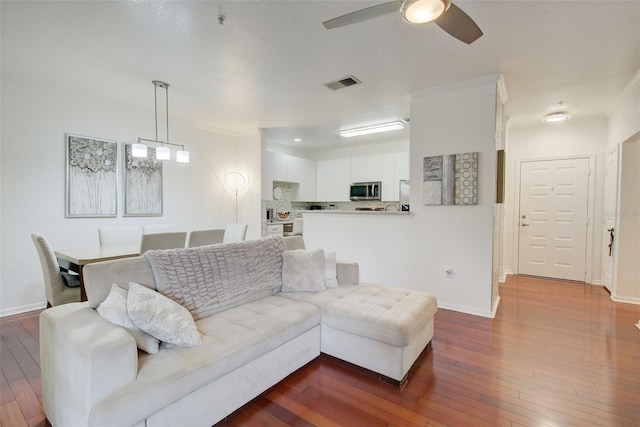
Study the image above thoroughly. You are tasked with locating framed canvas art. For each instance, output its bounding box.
[124,144,163,216]
[423,152,478,205]
[66,134,118,217]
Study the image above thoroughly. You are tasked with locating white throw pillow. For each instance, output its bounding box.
[127,282,202,347]
[281,249,326,292]
[324,250,339,288]
[97,284,160,354]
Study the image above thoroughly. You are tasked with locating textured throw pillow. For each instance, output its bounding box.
[97,284,160,354]
[281,249,326,292]
[324,250,339,288]
[127,282,202,347]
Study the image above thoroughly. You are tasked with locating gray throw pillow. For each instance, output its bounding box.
[127,282,202,347]
[281,249,326,292]
[97,284,160,354]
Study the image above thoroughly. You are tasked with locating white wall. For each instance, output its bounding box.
[502,117,608,283]
[0,74,261,315]
[607,70,640,303]
[616,137,640,303]
[304,75,500,317]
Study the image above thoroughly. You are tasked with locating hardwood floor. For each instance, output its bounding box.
[2,275,638,426]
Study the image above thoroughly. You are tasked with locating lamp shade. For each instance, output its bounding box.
[224,169,249,192]
[132,143,148,158]
[156,146,170,160]
[176,150,190,163]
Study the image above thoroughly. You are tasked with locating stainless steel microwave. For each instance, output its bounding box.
[350,181,381,201]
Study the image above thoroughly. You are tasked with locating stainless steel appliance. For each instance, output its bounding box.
[399,180,410,211]
[350,181,381,201]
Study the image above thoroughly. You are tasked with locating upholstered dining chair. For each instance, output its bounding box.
[142,224,177,234]
[187,229,225,248]
[31,233,81,307]
[98,226,141,246]
[222,223,248,243]
[139,232,187,254]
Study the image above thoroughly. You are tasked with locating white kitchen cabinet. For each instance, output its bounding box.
[366,155,382,181]
[333,158,352,201]
[351,156,366,182]
[381,153,396,201]
[289,156,316,201]
[395,152,410,182]
[316,160,333,201]
[263,151,316,201]
[316,158,351,201]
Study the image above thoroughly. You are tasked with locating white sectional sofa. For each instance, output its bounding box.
[39,236,437,427]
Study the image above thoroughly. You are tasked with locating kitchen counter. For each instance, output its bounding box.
[300,210,411,216]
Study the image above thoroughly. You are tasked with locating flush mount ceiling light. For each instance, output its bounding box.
[135,80,190,163]
[543,103,572,123]
[338,121,406,138]
[401,0,450,24]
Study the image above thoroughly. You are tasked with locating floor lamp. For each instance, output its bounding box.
[224,169,249,223]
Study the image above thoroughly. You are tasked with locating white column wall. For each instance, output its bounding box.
[0,75,260,315]
[304,76,499,317]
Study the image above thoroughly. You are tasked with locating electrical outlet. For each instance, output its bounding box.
[445,268,454,279]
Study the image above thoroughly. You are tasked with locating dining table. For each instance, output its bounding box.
[55,244,140,301]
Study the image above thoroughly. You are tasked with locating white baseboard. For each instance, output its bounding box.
[611,294,640,306]
[590,279,602,286]
[635,321,640,331]
[1,301,47,318]
[437,301,495,319]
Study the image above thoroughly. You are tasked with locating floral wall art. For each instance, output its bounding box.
[66,134,118,217]
[124,144,163,216]
[423,152,478,205]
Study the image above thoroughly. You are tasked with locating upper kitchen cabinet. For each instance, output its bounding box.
[316,158,351,202]
[262,151,316,201]
[351,155,383,182]
[288,156,316,201]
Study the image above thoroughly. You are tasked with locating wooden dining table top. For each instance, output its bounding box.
[54,243,140,266]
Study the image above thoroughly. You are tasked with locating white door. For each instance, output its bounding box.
[518,158,590,281]
[601,147,619,291]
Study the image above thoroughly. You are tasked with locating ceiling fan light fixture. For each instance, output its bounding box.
[401,0,450,24]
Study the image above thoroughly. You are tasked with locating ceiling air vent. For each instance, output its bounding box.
[324,75,361,91]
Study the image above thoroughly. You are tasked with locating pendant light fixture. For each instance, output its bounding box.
[135,80,189,163]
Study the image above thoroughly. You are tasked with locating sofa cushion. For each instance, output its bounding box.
[127,282,202,347]
[277,284,437,347]
[89,296,320,425]
[281,249,326,292]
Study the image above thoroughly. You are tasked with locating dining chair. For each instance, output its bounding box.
[187,229,225,248]
[98,226,142,246]
[222,223,248,243]
[139,232,187,254]
[142,224,177,234]
[31,233,81,307]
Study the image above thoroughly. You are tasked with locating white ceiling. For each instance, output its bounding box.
[2,1,639,150]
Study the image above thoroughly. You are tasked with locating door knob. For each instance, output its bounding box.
[521,223,530,227]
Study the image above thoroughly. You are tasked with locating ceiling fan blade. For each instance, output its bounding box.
[323,1,402,29]
[435,3,483,44]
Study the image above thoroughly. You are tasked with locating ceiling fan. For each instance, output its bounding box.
[322,0,483,45]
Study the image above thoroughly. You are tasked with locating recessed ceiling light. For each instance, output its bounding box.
[543,102,571,123]
[543,112,571,123]
[294,138,302,142]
